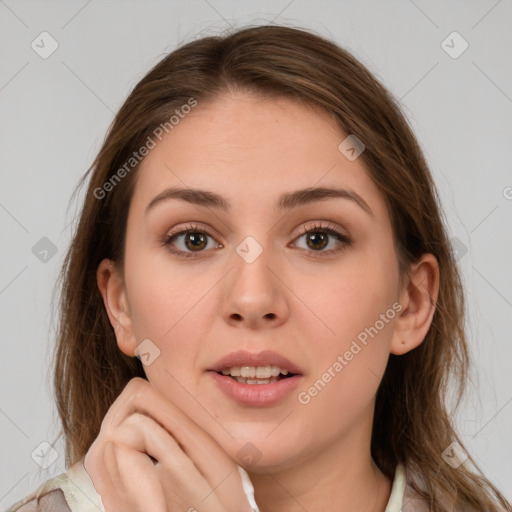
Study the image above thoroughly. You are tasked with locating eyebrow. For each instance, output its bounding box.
[145,186,373,217]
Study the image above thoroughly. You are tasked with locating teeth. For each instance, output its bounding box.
[234,376,278,384]
[221,366,241,376]
[241,366,255,378]
[220,365,291,379]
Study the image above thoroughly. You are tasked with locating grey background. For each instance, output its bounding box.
[1,0,511,508]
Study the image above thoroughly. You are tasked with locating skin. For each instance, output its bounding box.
[92,91,439,512]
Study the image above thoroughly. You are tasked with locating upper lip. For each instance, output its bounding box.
[209,350,303,375]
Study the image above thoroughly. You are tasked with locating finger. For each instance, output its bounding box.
[113,444,167,511]
[115,412,193,470]
[99,441,126,512]
[115,413,216,492]
[104,379,239,482]
[113,416,224,511]
[114,411,252,512]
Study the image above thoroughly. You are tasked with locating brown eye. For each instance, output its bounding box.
[304,231,329,251]
[163,223,221,258]
[182,232,208,251]
[162,221,351,260]
[294,222,352,257]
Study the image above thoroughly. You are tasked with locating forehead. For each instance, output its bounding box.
[130,92,387,218]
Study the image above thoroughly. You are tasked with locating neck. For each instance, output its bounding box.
[247,406,392,512]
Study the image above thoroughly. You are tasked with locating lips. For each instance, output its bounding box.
[209,350,304,376]
[209,371,302,406]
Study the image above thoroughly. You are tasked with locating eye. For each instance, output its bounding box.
[292,222,352,257]
[162,223,221,258]
[162,221,352,259]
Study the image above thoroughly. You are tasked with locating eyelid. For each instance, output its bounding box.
[165,221,220,240]
[296,220,346,237]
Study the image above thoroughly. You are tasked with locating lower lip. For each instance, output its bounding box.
[208,371,303,407]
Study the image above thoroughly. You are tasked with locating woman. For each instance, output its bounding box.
[6,24,510,512]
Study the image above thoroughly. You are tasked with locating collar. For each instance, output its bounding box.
[238,463,407,512]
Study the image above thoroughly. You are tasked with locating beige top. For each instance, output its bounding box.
[6,458,428,512]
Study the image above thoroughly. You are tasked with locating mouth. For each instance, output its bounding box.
[209,370,302,407]
[216,365,296,384]
[209,349,303,380]
[208,350,303,406]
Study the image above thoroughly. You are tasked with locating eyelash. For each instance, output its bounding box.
[162,222,352,259]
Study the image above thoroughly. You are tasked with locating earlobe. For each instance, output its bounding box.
[96,258,137,357]
[390,253,440,356]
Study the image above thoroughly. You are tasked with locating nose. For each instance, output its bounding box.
[221,238,289,329]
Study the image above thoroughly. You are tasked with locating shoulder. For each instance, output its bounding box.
[6,488,70,512]
[401,484,430,512]
[400,466,501,512]
[385,463,430,512]
[5,472,70,512]
[5,458,104,512]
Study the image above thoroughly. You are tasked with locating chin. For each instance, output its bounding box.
[237,447,303,475]
[214,424,304,473]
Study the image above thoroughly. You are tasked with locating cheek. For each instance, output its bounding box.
[294,244,398,409]
[124,247,223,393]
[125,245,208,339]
[299,243,399,351]
[124,257,208,410]
[295,312,396,446]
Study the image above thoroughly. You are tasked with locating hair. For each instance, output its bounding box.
[51,24,510,512]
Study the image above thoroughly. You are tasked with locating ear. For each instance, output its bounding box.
[390,253,440,355]
[96,258,137,357]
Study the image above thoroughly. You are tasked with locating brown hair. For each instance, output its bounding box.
[51,24,511,512]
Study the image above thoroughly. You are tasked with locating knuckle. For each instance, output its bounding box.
[127,411,150,427]
[124,377,149,402]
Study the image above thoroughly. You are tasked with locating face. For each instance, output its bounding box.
[103,92,411,472]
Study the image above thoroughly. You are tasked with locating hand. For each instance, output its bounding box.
[83,377,254,512]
